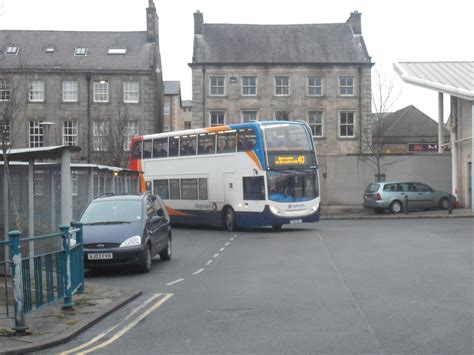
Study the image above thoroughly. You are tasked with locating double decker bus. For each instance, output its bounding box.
[129,120,320,230]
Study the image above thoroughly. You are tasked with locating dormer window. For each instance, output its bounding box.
[74,47,88,56]
[108,48,127,55]
[45,45,55,53]
[5,46,19,55]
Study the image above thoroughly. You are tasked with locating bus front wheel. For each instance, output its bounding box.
[223,207,236,232]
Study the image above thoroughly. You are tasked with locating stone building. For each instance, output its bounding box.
[189,10,373,156]
[375,105,450,154]
[163,81,182,132]
[0,0,164,167]
[181,100,193,130]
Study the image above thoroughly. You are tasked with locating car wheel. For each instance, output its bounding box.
[139,244,152,273]
[159,233,172,261]
[439,197,449,210]
[374,208,384,214]
[224,207,235,232]
[272,224,283,231]
[389,200,403,213]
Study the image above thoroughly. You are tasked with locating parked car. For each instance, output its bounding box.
[363,181,452,214]
[79,193,171,273]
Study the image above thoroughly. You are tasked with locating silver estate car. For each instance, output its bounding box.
[363,181,452,213]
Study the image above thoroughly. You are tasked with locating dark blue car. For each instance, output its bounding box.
[80,193,171,273]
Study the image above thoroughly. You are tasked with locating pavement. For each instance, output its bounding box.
[0,206,471,354]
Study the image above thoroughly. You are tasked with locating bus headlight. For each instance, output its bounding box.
[269,206,281,215]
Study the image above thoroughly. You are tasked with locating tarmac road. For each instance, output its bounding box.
[42,219,473,354]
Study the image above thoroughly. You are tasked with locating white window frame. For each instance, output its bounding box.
[242,76,257,96]
[74,47,88,56]
[62,121,78,146]
[307,76,323,96]
[71,171,79,196]
[123,81,139,103]
[209,111,225,126]
[123,121,138,151]
[62,80,78,102]
[274,76,290,96]
[339,111,356,138]
[209,76,225,96]
[274,111,291,121]
[93,121,109,151]
[0,79,11,101]
[307,111,324,137]
[29,120,44,148]
[339,76,355,96]
[5,46,19,55]
[1,119,10,145]
[93,81,109,103]
[241,110,258,123]
[29,80,45,102]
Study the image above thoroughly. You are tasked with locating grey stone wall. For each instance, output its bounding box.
[319,154,452,205]
[191,64,372,155]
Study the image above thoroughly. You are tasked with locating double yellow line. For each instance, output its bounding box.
[60,293,173,354]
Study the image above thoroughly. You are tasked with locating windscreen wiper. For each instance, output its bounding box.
[83,221,131,225]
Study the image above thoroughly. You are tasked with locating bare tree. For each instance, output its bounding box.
[360,67,403,181]
[94,106,134,168]
[1,72,25,232]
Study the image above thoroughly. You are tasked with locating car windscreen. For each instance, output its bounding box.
[365,183,380,193]
[80,200,142,224]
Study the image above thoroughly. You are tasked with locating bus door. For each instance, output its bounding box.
[224,172,236,205]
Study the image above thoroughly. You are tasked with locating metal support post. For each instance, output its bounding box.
[60,225,74,309]
[9,230,28,334]
[73,222,85,293]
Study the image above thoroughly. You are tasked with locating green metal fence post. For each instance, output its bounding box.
[8,230,28,334]
[74,222,85,293]
[60,225,74,309]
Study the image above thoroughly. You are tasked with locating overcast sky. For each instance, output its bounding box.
[1,0,472,120]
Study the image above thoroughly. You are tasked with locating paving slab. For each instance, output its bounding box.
[0,282,141,355]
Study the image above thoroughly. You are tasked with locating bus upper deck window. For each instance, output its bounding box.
[198,133,216,155]
[143,140,152,159]
[169,136,179,157]
[132,141,142,159]
[217,131,236,153]
[237,128,257,152]
[153,137,168,158]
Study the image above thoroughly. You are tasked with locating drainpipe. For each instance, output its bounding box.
[202,66,206,127]
[450,96,458,203]
[86,74,92,163]
[358,66,363,153]
[438,92,444,154]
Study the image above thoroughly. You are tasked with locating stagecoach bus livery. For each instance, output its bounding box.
[129,120,320,230]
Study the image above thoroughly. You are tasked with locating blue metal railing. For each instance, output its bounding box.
[0,223,84,333]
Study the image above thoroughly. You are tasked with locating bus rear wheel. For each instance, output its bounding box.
[223,207,236,232]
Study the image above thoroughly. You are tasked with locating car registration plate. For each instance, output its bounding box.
[290,219,302,224]
[87,253,113,260]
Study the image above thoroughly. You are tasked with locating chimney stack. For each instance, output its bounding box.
[146,0,159,43]
[347,11,362,35]
[194,10,204,35]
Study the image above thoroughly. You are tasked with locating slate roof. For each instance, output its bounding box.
[192,23,370,64]
[394,62,474,101]
[375,105,448,138]
[0,30,154,72]
[164,81,181,95]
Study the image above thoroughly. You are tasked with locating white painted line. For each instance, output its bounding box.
[78,294,174,354]
[193,268,205,275]
[213,253,220,258]
[230,237,235,241]
[225,242,230,246]
[60,293,163,355]
[166,278,184,286]
[219,247,225,252]
[206,260,213,266]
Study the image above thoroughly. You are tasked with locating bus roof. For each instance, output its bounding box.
[137,120,308,141]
